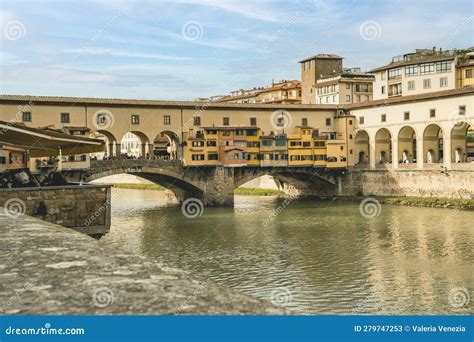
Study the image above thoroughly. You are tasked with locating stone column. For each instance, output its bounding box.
[369,133,376,170]
[416,132,424,170]
[141,143,147,158]
[107,143,114,157]
[391,137,399,170]
[203,166,234,206]
[115,143,122,158]
[443,133,452,170]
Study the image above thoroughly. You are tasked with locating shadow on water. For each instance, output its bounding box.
[101,188,474,315]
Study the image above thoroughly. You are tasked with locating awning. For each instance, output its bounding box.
[0,121,105,157]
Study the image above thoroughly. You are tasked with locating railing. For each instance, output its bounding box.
[90,158,181,169]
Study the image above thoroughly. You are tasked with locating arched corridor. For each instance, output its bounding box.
[153,131,181,160]
[374,128,392,166]
[119,131,151,158]
[354,130,370,166]
[423,124,443,164]
[451,122,474,164]
[398,126,417,165]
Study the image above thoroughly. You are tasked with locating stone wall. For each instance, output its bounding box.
[340,169,474,199]
[0,185,111,236]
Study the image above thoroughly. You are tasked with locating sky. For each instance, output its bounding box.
[0,0,473,101]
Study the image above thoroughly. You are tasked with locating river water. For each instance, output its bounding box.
[101,188,473,315]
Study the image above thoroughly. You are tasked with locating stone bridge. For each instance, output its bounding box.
[68,159,344,206]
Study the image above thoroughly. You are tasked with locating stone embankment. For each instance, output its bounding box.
[0,209,286,315]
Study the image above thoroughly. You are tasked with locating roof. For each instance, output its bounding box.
[0,94,336,111]
[214,92,260,102]
[369,55,455,73]
[0,121,104,157]
[343,86,474,110]
[315,75,374,87]
[299,54,343,63]
[258,80,301,93]
[201,126,259,130]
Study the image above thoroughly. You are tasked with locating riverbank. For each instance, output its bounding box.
[0,209,286,315]
[339,195,474,210]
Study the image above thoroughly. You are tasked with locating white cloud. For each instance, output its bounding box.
[62,48,192,61]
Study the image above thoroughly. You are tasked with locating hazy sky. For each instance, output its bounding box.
[1,0,472,100]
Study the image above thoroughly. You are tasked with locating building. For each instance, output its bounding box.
[215,88,262,104]
[315,68,374,105]
[255,80,302,104]
[370,47,474,100]
[299,54,344,104]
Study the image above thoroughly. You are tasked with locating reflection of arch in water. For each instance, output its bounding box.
[450,121,473,163]
[423,124,443,163]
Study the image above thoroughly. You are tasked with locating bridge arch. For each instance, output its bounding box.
[118,131,152,158]
[90,130,118,159]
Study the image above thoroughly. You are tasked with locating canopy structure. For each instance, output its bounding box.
[0,121,105,157]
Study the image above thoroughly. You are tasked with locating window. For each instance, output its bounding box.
[420,63,435,75]
[430,109,436,118]
[388,68,401,79]
[223,117,229,126]
[423,79,431,89]
[459,105,466,115]
[381,72,386,80]
[440,77,448,87]
[262,140,272,147]
[356,95,360,102]
[381,114,386,122]
[408,80,415,90]
[314,141,325,147]
[466,69,473,78]
[404,111,410,120]
[208,153,218,160]
[163,115,171,125]
[381,86,386,94]
[346,95,351,102]
[405,65,418,76]
[22,111,31,122]
[247,129,257,136]
[359,116,365,124]
[193,116,201,126]
[345,83,350,89]
[60,112,70,123]
[250,117,257,126]
[206,140,217,147]
[192,141,204,147]
[436,61,451,73]
[131,115,139,125]
[302,118,308,126]
[325,118,331,126]
[191,154,205,161]
[235,129,244,136]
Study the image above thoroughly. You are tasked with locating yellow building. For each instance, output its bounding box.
[287,126,314,166]
[256,80,302,104]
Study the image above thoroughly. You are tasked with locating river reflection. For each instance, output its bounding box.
[101,188,473,315]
